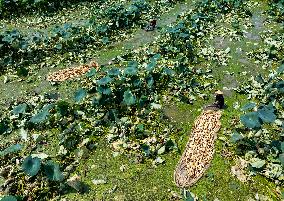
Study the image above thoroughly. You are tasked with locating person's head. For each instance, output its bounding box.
[215,90,223,95]
[150,19,157,25]
[214,90,224,108]
[89,61,99,68]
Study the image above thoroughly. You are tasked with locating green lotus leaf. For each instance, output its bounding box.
[255,74,265,84]
[152,54,161,60]
[127,61,138,68]
[230,132,243,143]
[0,144,23,157]
[44,160,64,181]
[74,88,87,103]
[241,102,256,111]
[146,61,156,71]
[257,106,276,123]
[274,81,284,93]
[124,67,137,75]
[141,144,150,157]
[136,124,144,132]
[183,189,195,201]
[240,112,261,129]
[56,101,69,116]
[133,79,141,87]
[108,68,120,76]
[163,67,175,76]
[86,68,97,77]
[30,104,54,123]
[98,86,112,95]
[146,76,154,88]
[0,195,17,201]
[30,108,49,123]
[102,36,109,44]
[16,67,29,77]
[13,103,27,115]
[97,76,112,85]
[277,63,284,74]
[279,153,284,165]
[22,156,41,177]
[0,122,9,135]
[55,43,62,50]
[123,90,136,106]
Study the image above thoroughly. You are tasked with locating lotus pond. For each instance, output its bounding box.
[0,0,284,200]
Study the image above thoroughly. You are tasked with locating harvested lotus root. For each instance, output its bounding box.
[174,91,224,187]
[47,61,99,82]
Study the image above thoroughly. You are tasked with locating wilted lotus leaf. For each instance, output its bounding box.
[67,175,87,193]
[92,179,107,185]
[250,158,265,168]
[44,160,64,181]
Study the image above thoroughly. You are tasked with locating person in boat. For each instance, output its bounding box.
[205,90,225,110]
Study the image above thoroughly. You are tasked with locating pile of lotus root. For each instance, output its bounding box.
[47,61,99,82]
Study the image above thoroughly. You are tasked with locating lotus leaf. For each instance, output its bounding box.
[0,144,23,157]
[250,158,265,168]
[0,122,9,135]
[12,103,27,115]
[0,196,17,201]
[123,90,136,106]
[124,67,137,76]
[230,132,243,143]
[279,153,284,165]
[108,68,120,76]
[241,102,256,111]
[277,63,284,74]
[22,156,41,177]
[44,160,64,181]
[74,88,87,103]
[240,112,261,129]
[30,107,51,123]
[86,68,97,77]
[257,106,276,123]
[97,76,112,85]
